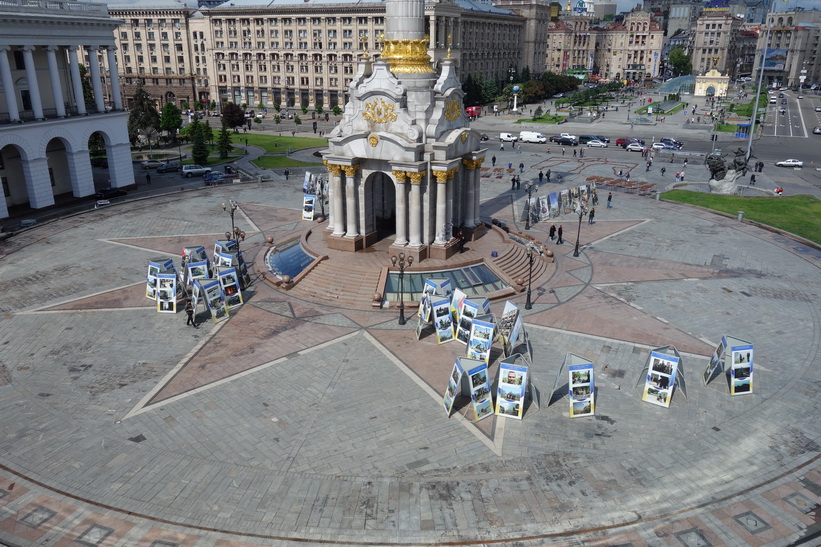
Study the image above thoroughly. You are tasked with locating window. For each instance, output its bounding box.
[161,32,168,40]
[120,32,128,40]
[148,32,155,40]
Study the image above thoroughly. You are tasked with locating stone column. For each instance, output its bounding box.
[68,46,86,115]
[343,165,359,238]
[433,170,448,244]
[22,157,55,209]
[66,147,95,197]
[408,171,423,247]
[0,46,20,122]
[22,46,44,120]
[87,46,105,113]
[472,158,484,226]
[107,143,136,189]
[446,169,455,237]
[392,170,408,246]
[106,46,123,110]
[46,47,66,118]
[328,164,345,235]
[462,159,477,228]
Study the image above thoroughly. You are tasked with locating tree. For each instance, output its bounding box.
[78,64,96,112]
[221,102,245,131]
[315,105,323,114]
[274,103,281,112]
[301,106,309,114]
[181,101,189,111]
[532,106,544,120]
[202,120,214,145]
[190,120,208,165]
[194,100,202,111]
[294,115,302,127]
[668,47,692,77]
[332,105,342,116]
[127,82,160,145]
[274,115,281,126]
[208,100,217,111]
[217,127,232,159]
[254,117,262,128]
[160,102,182,142]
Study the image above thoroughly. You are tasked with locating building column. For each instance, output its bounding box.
[86,46,105,113]
[107,143,136,189]
[392,170,408,246]
[325,173,334,231]
[106,46,123,110]
[68,46,86,115]
[472,158,484,226]
[22,46,44,120]
[343,165,359,238]
[0,46,20,122]
[22,157,55,209]
[462,159,477,228]
[408,171,423,247]
[46,47,66,118]
[433,170,449,244]
[328,164,345,235]
[445,169,454,237]
[66,148,95,197]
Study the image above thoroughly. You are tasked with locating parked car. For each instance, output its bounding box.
[204,173,232,185]
[769,98,777,104]
[519,131,547,143]
[797,95,804,99]
[661,137,683,148]
[625,143,645,152]
[651,142,668,150]
[499,132,518,142]
[157,161,181,173]
[586,139,608,148]
[781,99,788,105]
[593,135,610,143]
[778,93,785,98]
[479,134,490,141]
[181,164,212,177]
[141,159,164,169]
[577,135,597,144]
[814,126,821,135]
[816,106,821,112]
[616,137,645,148]
[93,187,127,199]
[555,136,578,146]
[775,159,803,167]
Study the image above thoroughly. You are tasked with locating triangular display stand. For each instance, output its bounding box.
[702,336,727,386]
[423,278,452,298]
[548,353,595,417]
[724,335,754,396]
[495,353,537,419]
[635,345,686,408]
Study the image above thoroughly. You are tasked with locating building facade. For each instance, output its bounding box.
[691,11,743,75]
[751,10,821,88]
[590,11,664,82]
[0,0,134,220]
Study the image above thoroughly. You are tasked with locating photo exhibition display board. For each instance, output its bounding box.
[146,257,174,300]
[464,358,493,422]
[567,354,595,418]
[423,278,452,298]
[200,278,229,324]
[702,337,726,385]
[432,297,455,344]
[187,261,210,288]
[727,336,754,396]
[549,192,559,217]
[219,268,243,310]
[496,355,528,419]
[496,301,524,357]
[443,359,463,416]
[415,293,432,340]
[641,349,682,408]
[214,239,238,259]
[182,245,207,263]
[156,273,178,314]
[456,297,491,345]
[467,318,495,363]
[538,196,549,220]
[302,194,316,221]
[450,288,467,318]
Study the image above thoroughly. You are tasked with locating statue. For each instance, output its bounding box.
[705,148,748,194]
[731,147,748,176]
[705,152,727,181]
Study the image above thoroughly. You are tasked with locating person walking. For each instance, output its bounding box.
[549,223,556,241]
[511,177,516,190]
[557,225,564,244]
[546,169,551,182]
[645,161,651,172]
[573,149,577,158]
[185,300,197,328]
[749,174,756,185]
[508,162,513,170]
[538,170,544,183]
[625,172,630,181]
[491,155,496,167]
[758,162,764,174]
[145,172,151,185]
[519,162,524,174]
[607,192,612,209]
[516,176,521,190]
[588,207,595,224]
[500,143,505,151]
[660,167,666,176]
[562,147,566,156]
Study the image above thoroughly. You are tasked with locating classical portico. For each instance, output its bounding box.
[322,0,486,262]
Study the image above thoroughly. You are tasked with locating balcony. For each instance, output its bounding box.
[0,105,118,126]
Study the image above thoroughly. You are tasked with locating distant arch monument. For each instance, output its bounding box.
[322,0,486,262]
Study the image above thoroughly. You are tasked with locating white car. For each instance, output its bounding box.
[625,143,644,152]
[815,106,821,112]
[651,142,669,150]
[181,164,212,177]
[586,139,607,148]
[559,132,577,140]
[775,159,803,167]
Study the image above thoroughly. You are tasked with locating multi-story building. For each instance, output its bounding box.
[667,1,702,38]
[592,11,664,82]
[751,9,821,88]
[108,0,526,112]
[0,0,134,220]
[545,15,597,78]
[495,0,553,76]
[691,11,743,75]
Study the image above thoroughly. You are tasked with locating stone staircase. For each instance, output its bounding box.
[490,241,553,286]
[288,259,382,309]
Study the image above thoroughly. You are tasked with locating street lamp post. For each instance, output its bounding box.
[573,201,588,258]
[390,252,413,325]
[524,181,537,230]
[524,242,541,310]
[222,199,246,251]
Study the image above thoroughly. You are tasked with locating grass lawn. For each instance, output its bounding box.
[662,190,821,244]
[518,115,567,124]
[714,123,738,132]
[253,155,322,169]
[229,133,326,153]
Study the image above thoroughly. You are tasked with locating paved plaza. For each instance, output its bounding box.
[0,115,820,546]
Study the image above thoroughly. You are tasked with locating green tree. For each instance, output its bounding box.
[181,101,189,111]
[294,114,302,127]
[78,64,96,112]
[160,102,182,142]
[314,105,323,114]
[254,117,262,128]
[480,77,499,105]
[274,103,281,112]
[257,102,264,110]
[127,82,160,145]
[190,120,208,165]
[668,47,692,77]
[332,105,342,116]
[274,115,281,126]
[301,105,308,114]
[221,102,245,131]
[533,106,544,120]
[202,120,214,145]
[217,127,232,159]
[208,100,217,111]
[194,100,202,111]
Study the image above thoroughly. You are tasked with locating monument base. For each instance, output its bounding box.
[389,243,428,263]
[429,238,462,260]
[461,223,487,242]
[327,233,365,252]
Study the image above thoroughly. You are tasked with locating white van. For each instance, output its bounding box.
[500,132,518,142]
[519,131,547,144]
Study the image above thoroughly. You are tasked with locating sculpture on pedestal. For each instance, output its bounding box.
[706,148,749,194]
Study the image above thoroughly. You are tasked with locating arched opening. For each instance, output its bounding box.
[0,144,29,210]
[88,130,112,192]
[45,137,73,201]
[165,91,176,105]
[368,172,396,240]
[706,85,716,96]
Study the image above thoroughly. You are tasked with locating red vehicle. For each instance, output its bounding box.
[465,106,481,120]
[615,137,646,148]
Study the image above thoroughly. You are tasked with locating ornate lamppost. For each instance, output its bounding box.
[573,200,588,258]
[524,181,537,230]
[390,252,413,325]
[222,200,246,250]
[524,242,542,310]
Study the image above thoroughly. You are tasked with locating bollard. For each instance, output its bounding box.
[737,211,744,221]
[655,191,660,201]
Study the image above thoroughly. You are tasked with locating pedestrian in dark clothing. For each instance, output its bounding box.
[557,225,564,244]
[546,169,551,181]
[511,177,516,190]
[759,162,764,174]
[625,172,630,181]
[538,170,544,183]
[284,168,290,180]
[519,162,524,174]
[549,224,556,241]
[749,174,756,185]
[607,192,612,209]
[588,207,595,224]
[573,149,577,158]
[145,173,151,185]
[562,147,566,156]
[491,155,496,167]
[661,167,666,176]
[516,176,521,190]
[618,169,623,177]
[185,301,197,328]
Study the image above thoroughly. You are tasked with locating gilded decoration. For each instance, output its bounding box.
[362,98,398,124]
[460,132,467,143]
[444,97,462,121]
[392,170,407,181]
[408,172,424,184]
[433,171,448,183]
[447,167,459,180]
[342,165,360,177]
[368,134,379,147]
[326,164,344,176]
[462,158,482,170]
[380,38,435,74]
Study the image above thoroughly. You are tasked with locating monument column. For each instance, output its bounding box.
[472,158,484,227]
[433,170,448,244]
[462,159,477,228]
[392,170,408,246]
[106,46,123,110]
[408,172,423,247]
[343,165,360,238]
[327,163,344,234]
[86,45,106,113]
